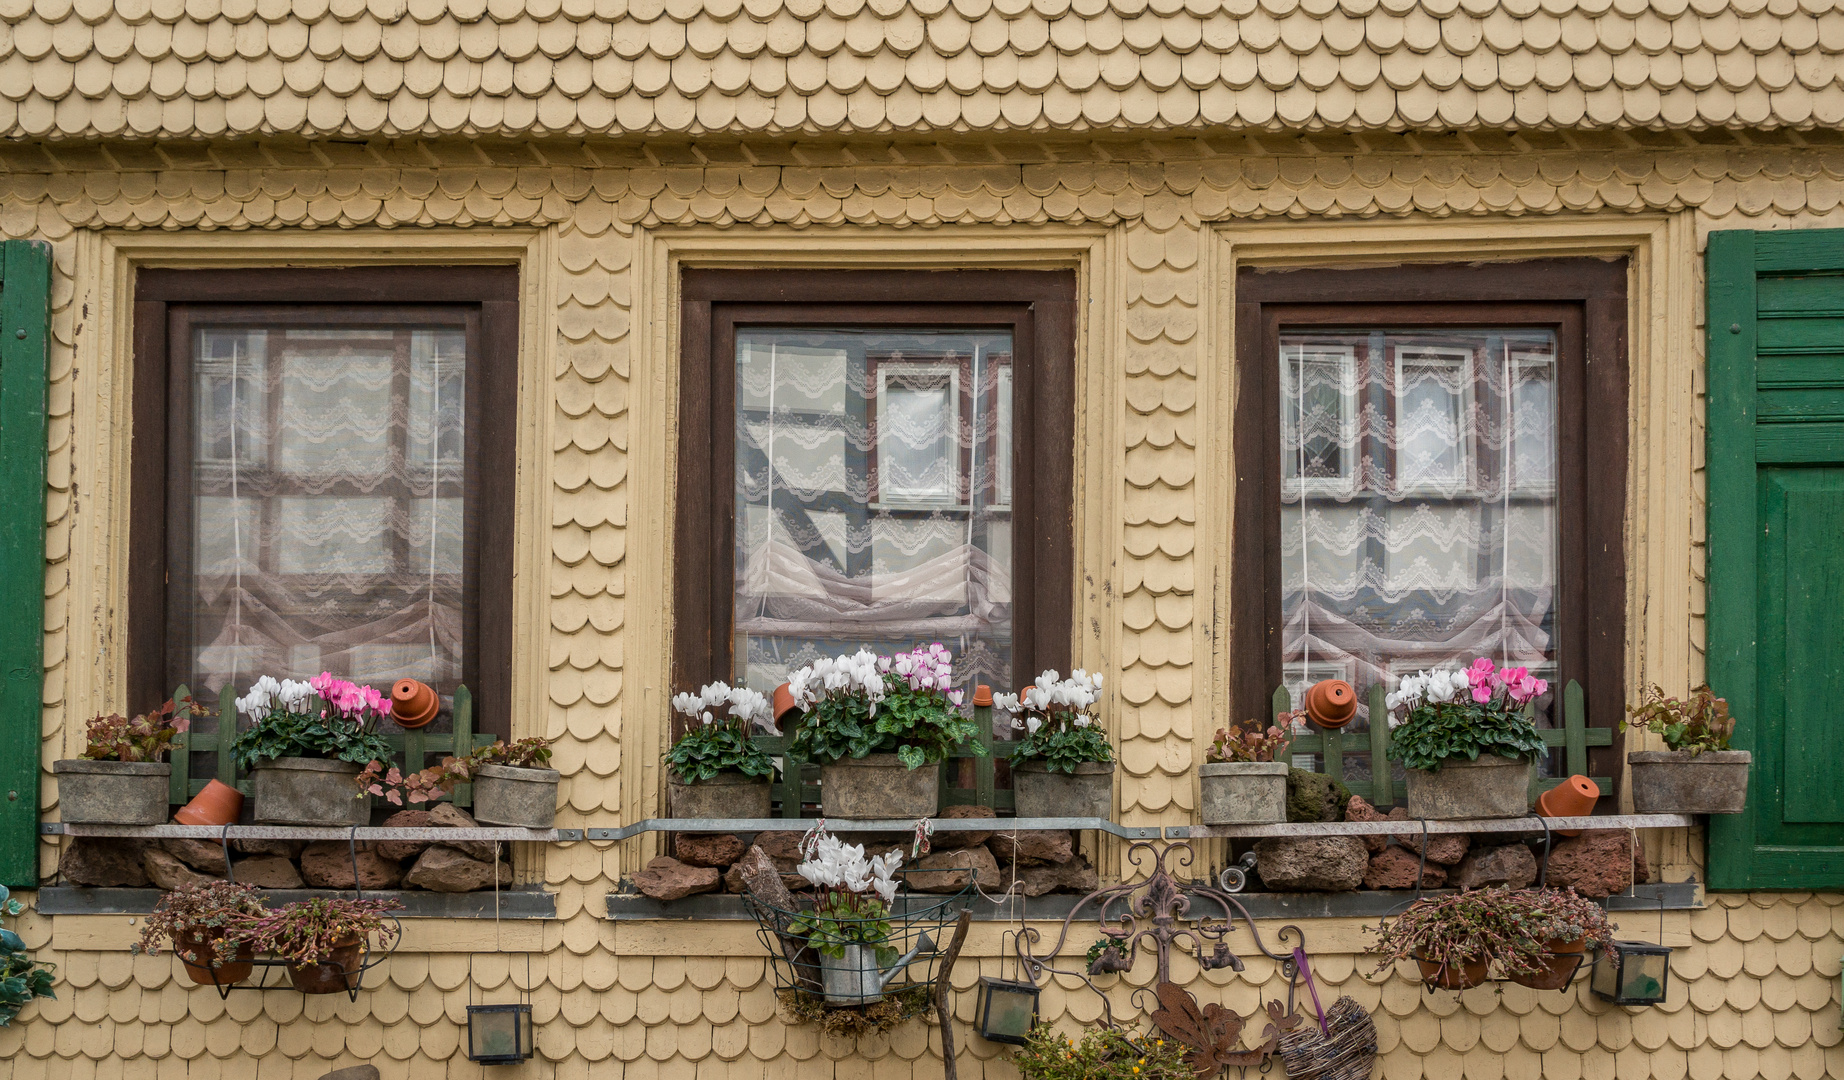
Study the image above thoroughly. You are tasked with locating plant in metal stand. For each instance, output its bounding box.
[237,895,403,997]
[0,885,54,1025]
[1365,885,1615,992]
[135,880,267,989]
[788,826,911,1005]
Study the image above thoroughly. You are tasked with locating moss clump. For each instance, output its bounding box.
[776,985,934,1038]
[1286,768,1351,823]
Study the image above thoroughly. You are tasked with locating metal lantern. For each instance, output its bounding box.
[466,1003,535,1064]
[1590,941,1672,1006]
[975,976,1040,1044]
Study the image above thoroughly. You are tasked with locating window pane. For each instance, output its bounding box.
[186,324,469,709]
[734,328,1014,698]
[1277,328,1560,725]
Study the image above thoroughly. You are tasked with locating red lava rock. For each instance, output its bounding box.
[160,836,231,875]
[58,837,150,887]
[932,805,997,850]
[233,855,304,889]
[428,803,499,862]
[373,810,438,862]
[1254,837,1368,891]
[144,848,218,891]
[987,830,1073,866]
[752,831,806,863]
[1400,829,1471,867]
[1544,831,1637,899]
[675,834,747,869]
[632,856,720,901]
[1344,796,1390,853]
[232,837,307,858]
[1451,844,1537,890]
[1363,846,1448,890]
[300,841,405,890]
[911,847,1001,893]
[403,846,512,893]
[1012,857,1100,897]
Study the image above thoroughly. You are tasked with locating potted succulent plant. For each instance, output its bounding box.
[1198,721,1292,825]
[232,674,396,826]
[1623,685,1750,814]
[239,896,402,995]
[53,696,194,825]
[999,669,1114,820]
[788,826,906,1005]
[135,880,267,987]
[1366,885,1614,992]
[784,644,982,819]
[1386,660,1549,820]
[355,737,558,828]
[665,682,777,818]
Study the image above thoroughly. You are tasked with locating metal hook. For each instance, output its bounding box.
[1535,812,1552,890]
[220,823,236,885]
[1412,818,1430,900]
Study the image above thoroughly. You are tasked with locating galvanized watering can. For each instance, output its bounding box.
[819,933,936,1005]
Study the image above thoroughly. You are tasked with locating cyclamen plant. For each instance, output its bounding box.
[999,669,1114,774]
[1385,658,1549,773]
[788,826,903,961]
[784,644,983,770]
[665,681,777,784]
[81,695,196,763]
[230,672,396,771]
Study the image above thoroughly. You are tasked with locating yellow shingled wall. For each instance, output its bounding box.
[13,135,1844,1077]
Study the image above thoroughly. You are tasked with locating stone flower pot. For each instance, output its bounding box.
[819,754,938,819]
[51,759,170,825]
[1404,755,1533,820]
[1198,761,1289,825]
[1628,750,1751,814]
[472,764,561,828]
[251,757,367,826]
[669,771,772,819]
[1012,760,1114,820]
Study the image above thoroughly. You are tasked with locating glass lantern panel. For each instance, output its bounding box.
[469,1010,525,1059]
[1620,952,1669,1002]
[982,983,1038,1040]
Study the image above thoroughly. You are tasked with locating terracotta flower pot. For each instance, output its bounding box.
[1536,775,1600,837]
[1304,679,1358,728]
[173,779,244,827]
[772,683,801,728]
[972,684,993,707]
[176,929,254,987]
[1416,955,1490,991]
[1511,938,1587,992]
[390,679,440,729]
[288,937,365,995]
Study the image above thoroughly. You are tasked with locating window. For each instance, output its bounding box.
[1233,260,1628,787]
[676,270,1076,714]
[129,268,519,743]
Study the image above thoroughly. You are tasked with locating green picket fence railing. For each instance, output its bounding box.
[1276,678,1610,809]
[751,679,1609,817]
[166,684,496,809]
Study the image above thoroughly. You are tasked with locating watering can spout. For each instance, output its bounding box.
[875,932,937,991]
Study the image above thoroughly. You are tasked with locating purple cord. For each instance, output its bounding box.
[1294,946,1329,1036]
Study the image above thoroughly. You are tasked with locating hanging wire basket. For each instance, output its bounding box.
[743,873,973,1009]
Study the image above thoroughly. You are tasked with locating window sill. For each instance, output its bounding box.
[36,886,555,919]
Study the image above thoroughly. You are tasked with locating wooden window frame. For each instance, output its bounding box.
[1232,259,1629,782]
[129,266,520,740]
[675,269,1077,704]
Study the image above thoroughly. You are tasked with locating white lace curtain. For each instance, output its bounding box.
[733,328,1015,697]
[187,326,468,709]
[1279,328,1560,722]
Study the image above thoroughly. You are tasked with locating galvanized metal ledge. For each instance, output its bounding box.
[1165,813,1695,839]
[582,817,1163,841]
[42,823,569,842]
[37,886,557,919]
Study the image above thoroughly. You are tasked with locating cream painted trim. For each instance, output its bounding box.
[63,228,556,771]
[1203,215,1698,872]
[626,224,1116,874]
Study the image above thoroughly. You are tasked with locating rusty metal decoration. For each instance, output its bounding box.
[1014,840,1306,1031]
[1149,983,1300,1075]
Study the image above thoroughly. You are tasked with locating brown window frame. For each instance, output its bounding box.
[129,266,520,740]
[675,269,1077,706]
[1231,259,1629,782]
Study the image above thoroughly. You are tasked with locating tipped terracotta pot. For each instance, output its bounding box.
[772,683,801,727]
[972,684,993,707]
[1303,679,1358,728]
[173,779,243,826]
[1536,775,1600,836]
[390,678,440,729]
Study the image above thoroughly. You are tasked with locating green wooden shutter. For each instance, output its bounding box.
[0,240,50,888]
[1706,228,1844,891]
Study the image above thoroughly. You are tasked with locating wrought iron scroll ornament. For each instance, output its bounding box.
[1014,840,1306,1031]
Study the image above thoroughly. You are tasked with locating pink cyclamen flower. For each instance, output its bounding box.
[1506,674,1548,705]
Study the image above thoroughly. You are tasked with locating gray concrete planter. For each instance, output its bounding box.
[1013,760,1115,820]
[669,771,772,819]
[251,757,367,826]
[1405,754,1533,820]
[472,764,561,828]
[819,754,938,819]
[1198,761,1289,825]
[52,759,170,825]
[1629,750,1751,814]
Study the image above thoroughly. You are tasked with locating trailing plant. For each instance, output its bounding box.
[356,737,555,806]
[1365,886,1615,979]
[1206,721,1291,764]
[784,645,983,769]
[1385,659,1549,772]
[776,985,932,1035]
[1623,684,1735,754]
[999,669,1114,774]
[0,885,54,1026]
[1012,1024,1193,1080]
[80,694,197,763]
[135,880,267,970]
[665,681,777,783]
[238,896,402,966]
[786,826,902,962]
[231,673,395,770]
